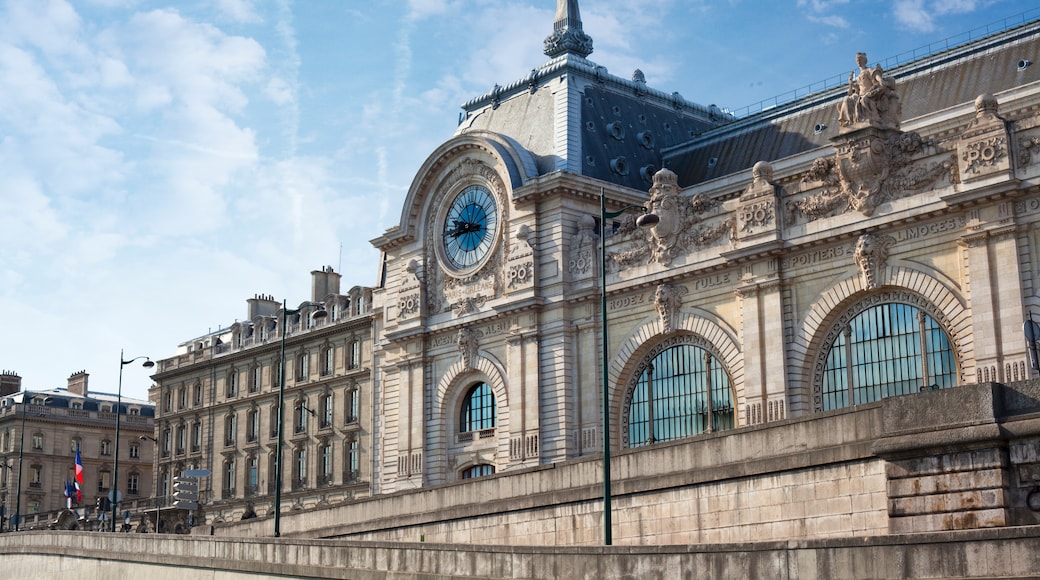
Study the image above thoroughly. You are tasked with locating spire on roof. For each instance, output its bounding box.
[543,0,593,59]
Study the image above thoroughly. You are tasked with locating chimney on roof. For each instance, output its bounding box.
[247,293,280,320]
[0,371,21,397]
[68,370,89,396]
[311,266,341,302]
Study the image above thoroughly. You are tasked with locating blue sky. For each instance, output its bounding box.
[0,0,1028,400]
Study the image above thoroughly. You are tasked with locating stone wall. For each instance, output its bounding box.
[2,527,1040,579]
[209,381,1040,547]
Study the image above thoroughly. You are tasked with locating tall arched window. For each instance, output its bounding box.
[223,459,236,497]
[820,302,957,410]
[459,382,496,433]
[293,447,307,490]
[247,454,259,496]
[348,340,360,369]
[626,342,734,448]
[224,413,237,447]
[321,346,334,376]
[246,408,260,442]
[226,371,238,397]
[250,365,261,393]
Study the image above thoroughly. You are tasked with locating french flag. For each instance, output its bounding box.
[74,444,84,502]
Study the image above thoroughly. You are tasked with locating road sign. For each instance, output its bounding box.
[173,476,199,510]
[107,490,123,504]
[183,469,211,478]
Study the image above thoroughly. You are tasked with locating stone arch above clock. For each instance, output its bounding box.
[372,131,540,324]
[378,131,538,249]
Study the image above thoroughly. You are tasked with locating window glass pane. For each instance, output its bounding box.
[459,383,496,432]
[627,343,734,448]
[821,302,957,410]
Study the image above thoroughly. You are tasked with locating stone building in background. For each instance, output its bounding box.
[0,371,155,530]
[150,267,375,523]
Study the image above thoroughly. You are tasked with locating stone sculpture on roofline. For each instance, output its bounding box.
[837,52,902,133]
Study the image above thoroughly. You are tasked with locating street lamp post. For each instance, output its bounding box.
[274,300,326,538]
[13,393,51,531]
[600,188,658,546]
[112,351,154,531]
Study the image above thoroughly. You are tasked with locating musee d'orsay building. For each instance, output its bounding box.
[152,1,1040,546]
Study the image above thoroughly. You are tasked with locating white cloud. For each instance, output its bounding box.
[265,76,294,105]
[408,0,451,21]
[893,0,993,32]
[807,14,850,28]
[893,0,935,32]
[217,0,263,24]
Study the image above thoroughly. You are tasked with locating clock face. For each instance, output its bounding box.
[442,185,498,271]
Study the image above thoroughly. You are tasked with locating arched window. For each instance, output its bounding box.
[246,408,260,442]
[247,454,259,497]
[224,413,237,447]
[319,442,333,486]
[320,393,333,428]
[626,343,734,448]
[223,459,236,497]
[321,346,334,376]
[175,424,186,454]
[345,388,359,424]
[296,353,309,382]
[193,382,204,405]
[294,399,310,434]
[293,447,307,490]
[249,365,261,393]
[820,302,957,411]
[345,439,360,482]
[459,382,496,433]
[461,464,495,479]
[191,421,202,452]
[348,340,360,369]
[226,370,238,397]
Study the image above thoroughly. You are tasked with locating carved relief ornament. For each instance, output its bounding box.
[957,94,1012,182]
[853,233,895,290]
[654,283,687,333]
[792,53,955,222]
[609,169,736,269]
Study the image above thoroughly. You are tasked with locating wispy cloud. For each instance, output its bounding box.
[893,0,993,33]
[217,0,263,24]
[796,0,851,28]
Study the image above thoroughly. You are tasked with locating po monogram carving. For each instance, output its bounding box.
[961,137,1008,175]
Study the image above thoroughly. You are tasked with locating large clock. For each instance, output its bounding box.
[442,184,498,271]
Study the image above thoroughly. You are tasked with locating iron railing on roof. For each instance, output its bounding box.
[728,9,1040,119]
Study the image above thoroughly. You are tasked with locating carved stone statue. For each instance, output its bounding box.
[458,327,479,369]
[837,53,901,132]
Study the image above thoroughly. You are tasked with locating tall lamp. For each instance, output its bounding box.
[112,351,154,531]
[14,393,51,531]
[274,300,326,537]
[599,188,658,546]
